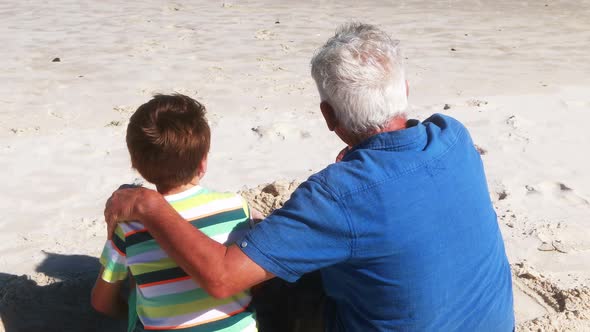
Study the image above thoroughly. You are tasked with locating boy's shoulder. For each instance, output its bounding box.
[113,220,146,241]
[165,186,241,203]
[166,187,250,219]
[197,189,243,201]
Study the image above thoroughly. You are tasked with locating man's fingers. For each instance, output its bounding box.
[106,220,115,240]
[104,191,119,240]
[104,194,114,217]
[104,185,144,239]
[105,211,116,240]
[103,185,151,241]
[118,183,140,190]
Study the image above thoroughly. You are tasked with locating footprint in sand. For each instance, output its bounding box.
[255,29,276,40]
[536,215,590,253]
[466,99,488,107]
[9,126,40,135]
[251,123,311,141]
[505,114,535,130]
[505,115,519,129]
[526,181,589,207]
[113,105,134,114]
[560,99,590,111]
[166,4,182,11]
[490,181,508,202]
[504,114,532,144]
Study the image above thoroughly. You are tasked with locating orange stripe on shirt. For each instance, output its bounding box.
[138,275,193,289]
[125,228,148,237]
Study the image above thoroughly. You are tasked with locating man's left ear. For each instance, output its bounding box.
[198,155,208,179]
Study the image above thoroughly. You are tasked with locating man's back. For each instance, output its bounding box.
[241,114,514,331]
[320,114,514,331]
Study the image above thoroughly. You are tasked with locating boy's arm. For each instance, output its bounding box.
[94,222,130,318]
[91,267,128,318]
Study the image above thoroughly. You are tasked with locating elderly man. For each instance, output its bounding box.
[105,23,514,331]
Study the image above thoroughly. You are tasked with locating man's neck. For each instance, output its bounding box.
[347,115,408,147]
[379,115,408,133]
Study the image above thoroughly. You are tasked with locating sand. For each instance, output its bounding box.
[1,0,589,331]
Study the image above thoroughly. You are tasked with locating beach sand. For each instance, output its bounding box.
[1,0,589,330]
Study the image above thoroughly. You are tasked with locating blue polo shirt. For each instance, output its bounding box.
[240,114,514,331]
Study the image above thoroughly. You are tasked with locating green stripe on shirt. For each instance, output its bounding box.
[169,191,236,211]
[138,288,210,307]
[126,239,159,257]
[137,292,251,319]
[130,257,178,275]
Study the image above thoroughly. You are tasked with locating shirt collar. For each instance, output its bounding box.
[164,185,203,202]
[347,119,427,155]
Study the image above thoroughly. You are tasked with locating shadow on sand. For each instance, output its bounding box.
[0,252,126,332]
[0,252,326,332]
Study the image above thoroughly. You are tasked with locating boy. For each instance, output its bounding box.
[91,94,257,332]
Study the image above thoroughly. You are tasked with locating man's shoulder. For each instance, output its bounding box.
[312,114,473,198]
[423,113,469,138]
[308,159,374,199]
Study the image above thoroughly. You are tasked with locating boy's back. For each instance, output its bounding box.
[91,94,257,331]
[100,186,257,331]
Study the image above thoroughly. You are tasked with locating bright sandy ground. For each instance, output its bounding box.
[1,1,589,331]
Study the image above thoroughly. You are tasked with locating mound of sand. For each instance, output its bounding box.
[240,180,302,217]
[513,262,590,331]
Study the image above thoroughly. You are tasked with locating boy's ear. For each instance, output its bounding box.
[198,155,208,179]
[320,101,337,131]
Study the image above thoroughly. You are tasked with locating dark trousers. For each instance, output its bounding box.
[251,271,326,332]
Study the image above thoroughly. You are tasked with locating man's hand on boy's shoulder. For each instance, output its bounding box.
[104,185,164,239]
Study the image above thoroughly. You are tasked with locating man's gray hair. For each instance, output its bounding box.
[311,23,408,136]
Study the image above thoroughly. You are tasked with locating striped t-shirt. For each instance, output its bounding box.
[100,186,257,331]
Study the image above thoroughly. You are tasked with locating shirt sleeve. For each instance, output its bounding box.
[99,224,128,283]
[223,195,254,245]
[239,177,353,282]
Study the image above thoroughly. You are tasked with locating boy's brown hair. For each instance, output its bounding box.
[126,94,210,191]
